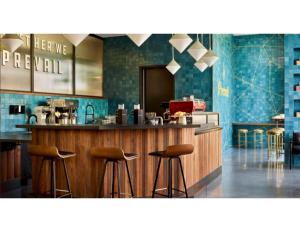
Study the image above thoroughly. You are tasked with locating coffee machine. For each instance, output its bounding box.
[46,98,78,124]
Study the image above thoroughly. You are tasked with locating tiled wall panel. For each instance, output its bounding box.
[103,34,212,118]
[0,93,108,132]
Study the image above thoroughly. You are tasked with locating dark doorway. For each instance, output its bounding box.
[140,65,175,116]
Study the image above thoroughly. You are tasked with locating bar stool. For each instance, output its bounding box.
[150,144,194,198]
[267,128,284,158]
[253,129,264,148]
[238,129,248,148]
[275,127,284,153]
[28,144,76,198]
[90,147,138,198]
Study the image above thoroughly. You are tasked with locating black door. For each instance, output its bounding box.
[140,65,175,117]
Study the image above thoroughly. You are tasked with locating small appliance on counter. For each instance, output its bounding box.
[47,98,78,125]
[160,101,171,122]
[133,104,144,125]
[34,106,48,124]
[116,104,128,125]
[169,96,207,125]
[145,112,163,126]
[31,98,79,125]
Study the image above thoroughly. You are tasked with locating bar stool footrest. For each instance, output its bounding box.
[152,187,188,197]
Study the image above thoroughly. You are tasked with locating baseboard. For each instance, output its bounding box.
[0,178,22,193]
[187,166,222,196]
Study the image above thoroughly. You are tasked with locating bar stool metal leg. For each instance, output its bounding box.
[116,161,121,198]
[36,158,45,196]
[125,160,135,197]
[98,160,108,197]
[111,161,115,198]
[62,159,72,197]
[51,160,56,198]
[178,157,188,198]
[152,157,162,198]
[168,158,172,198]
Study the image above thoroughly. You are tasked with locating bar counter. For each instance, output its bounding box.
[17,123,222,197]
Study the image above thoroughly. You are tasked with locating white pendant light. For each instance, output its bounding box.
[188,34,207,61]
[127,34,151,47]
[63,34,88,46]
[0,34,23,52]
[169,34,192,53]
[202,49,219,67]
[166,46,181,75]
[201,34,219,67]
[194,59,208,72]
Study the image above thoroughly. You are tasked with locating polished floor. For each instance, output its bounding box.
[2,147,300,198]
[195,147,300,198]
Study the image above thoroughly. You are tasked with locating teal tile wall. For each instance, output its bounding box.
[103,34,212,117]
[0,93,108,132]
[284,34,300,165]
[212,34,234,151]
[232,34,284,122]
[212,34,284,150]
[231,35,284,148]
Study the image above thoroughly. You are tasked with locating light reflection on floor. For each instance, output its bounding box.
[194,147,300,198]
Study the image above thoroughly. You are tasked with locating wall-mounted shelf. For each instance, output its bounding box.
[294,48,300,65]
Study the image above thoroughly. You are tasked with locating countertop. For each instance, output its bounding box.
[0,132,32,143]
[17,123,205,130]
[232,122,284,126]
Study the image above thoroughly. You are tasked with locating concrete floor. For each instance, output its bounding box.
[3,148,300,198]
[195,147,300,198]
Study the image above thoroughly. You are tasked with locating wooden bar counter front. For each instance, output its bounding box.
[17,124,222,198]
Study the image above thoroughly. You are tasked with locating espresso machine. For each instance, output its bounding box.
[46,98,79,124]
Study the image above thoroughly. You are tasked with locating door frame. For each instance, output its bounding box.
[139,65,175,110]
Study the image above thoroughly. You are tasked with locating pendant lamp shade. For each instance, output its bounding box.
[127,34,151,47]
[201,49,219,67]
[166,58,181,75]
[194,59,208,72]
[169,34,192,53]
[63,34,88,46]
[188,34,207,61]
[0,34,23,52]
[166,45,181,75]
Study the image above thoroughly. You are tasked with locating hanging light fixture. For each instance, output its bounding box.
[194,34,208,72]
[201,34,219,67]
[166,45,181,75]
[195,59,208,72]
[127,34,151,47]
[188,34,207,61]
[63,34,89,46]
[169,34,192,53]
[0,34,23,52]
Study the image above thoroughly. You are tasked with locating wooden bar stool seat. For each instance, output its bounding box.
[90,147,137,198]
[28,144,76,198]
[149,144,194,198]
